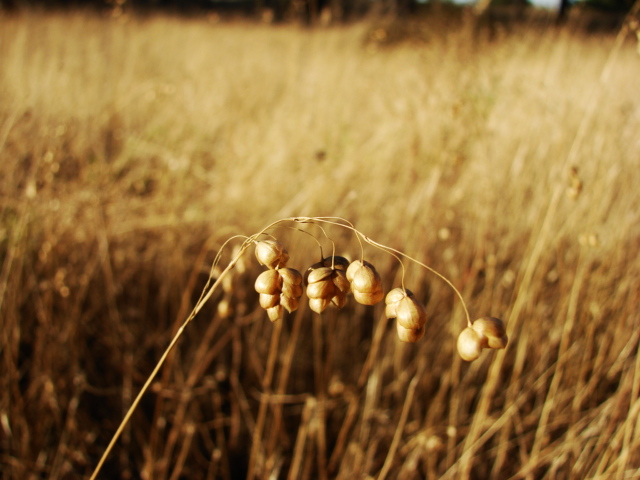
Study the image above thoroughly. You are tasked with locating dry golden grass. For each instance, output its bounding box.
[1,8,640,480]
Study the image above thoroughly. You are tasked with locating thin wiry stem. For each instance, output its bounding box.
[280,225,326,261]
[291,216,472,326]
[88,220,287,480]
[89,215,472,479]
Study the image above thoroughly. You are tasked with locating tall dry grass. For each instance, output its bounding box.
[1,7,640,479]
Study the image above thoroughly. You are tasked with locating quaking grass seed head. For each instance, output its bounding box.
[385,287,412,318]
[254,269,282,295]
[305,262,352,313]
[259,292,280,309]
[308,297,332,314]
[278,267,303,286]
[457,327,485,361]
[396,322,425,343]
[346,260,384,305]
[457,317,508,361]
[471,317,508,349]
[281,281,303,299]
[255,266,303,321]
[385,288,427,342]
[255,240,289,269]
[395,296,427,330]
[267,305,284,322]
[279,294,299,314]
[303,256,350,285]
[330,269,350,308]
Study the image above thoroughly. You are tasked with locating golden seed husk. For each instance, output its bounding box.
[346,260,370,282]
[306,279,336,300]
[385,287,412,305]
[396,297,427,330]
[267,305,284,322]
[280,294,299,314]
[471,317,508,349]
[385,288,415,319]
[282,282,303,299]
[278,267,302,286]
[346,261,384,305]
[303,261,324,285]
[332,270,351,294]
[309,297,331,314]
[457,327,484,361]
[331,292,348,309]
[486,335,508,350]
[396,323,425,343]
[307,266,335,284]
[255,240,289,269]
[353,289,384,305]
[351,265,382,294]
[259,293,280,309]
[255,269,283,295]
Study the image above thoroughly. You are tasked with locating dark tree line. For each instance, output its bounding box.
[0,0,635,28]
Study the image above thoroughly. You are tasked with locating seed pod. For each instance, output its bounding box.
[385,288,413,319]
[255,269,283,295]
[306,266,337,300]
[331,293,348,309]
[303,261,324,285]
[267,305,284,322]
[345,260,367,282]
[278,267,302,286]
[280,294,299,314]
[306,264,352,312]
[354,289,385,305]
[347,260,384,305]
[332,270,350,294]
[396,297,428,330]
[386,287,412,305]
[349,264,381,293]
[282,281,303,299]
[307,266,335,284]
[309,297,331,314]
[457,327,485,362]
[304,256,349,284]
[307,280,336,300]
[259,293,280,309]
[397,323,425,343]
[328,270,350,309]
[471,317,508,349]
[279,268,304,300]
[255,240,289,269]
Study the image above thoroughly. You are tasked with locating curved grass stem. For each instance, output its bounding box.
[290,216,472,327]
[89,215,471,479]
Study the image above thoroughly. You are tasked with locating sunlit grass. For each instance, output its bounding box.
[1,9,639,479]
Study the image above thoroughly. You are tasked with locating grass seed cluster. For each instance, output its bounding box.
[252,224,508,356]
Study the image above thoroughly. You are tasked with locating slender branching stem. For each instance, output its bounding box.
[88,216,472,479]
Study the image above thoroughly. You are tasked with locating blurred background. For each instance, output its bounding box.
[1,0,639,478]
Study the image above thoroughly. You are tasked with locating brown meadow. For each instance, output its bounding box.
[1,7,640,479]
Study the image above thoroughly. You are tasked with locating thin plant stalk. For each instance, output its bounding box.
[89,216,473,479]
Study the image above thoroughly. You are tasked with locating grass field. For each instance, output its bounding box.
[1,7,640,479]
